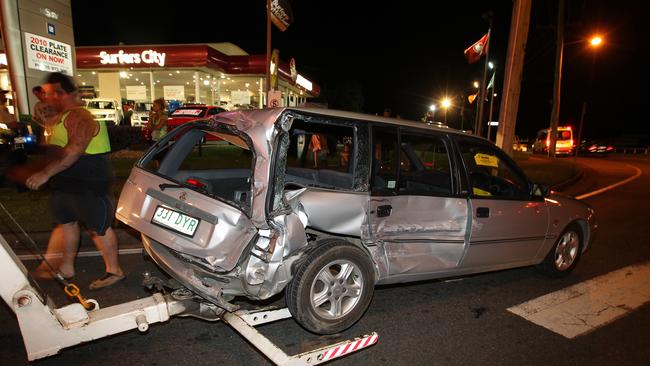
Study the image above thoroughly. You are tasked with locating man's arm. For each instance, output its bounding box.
[25,109,98,190]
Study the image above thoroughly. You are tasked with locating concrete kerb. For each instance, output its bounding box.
[4,227,143,257]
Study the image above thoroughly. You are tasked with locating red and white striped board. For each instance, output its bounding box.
[321,333,379,361]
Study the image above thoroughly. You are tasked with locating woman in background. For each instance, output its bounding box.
[148,98,168,142]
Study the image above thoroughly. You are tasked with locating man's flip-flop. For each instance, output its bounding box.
[89,272,126,290]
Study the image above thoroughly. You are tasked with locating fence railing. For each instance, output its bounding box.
[614,147,650,154]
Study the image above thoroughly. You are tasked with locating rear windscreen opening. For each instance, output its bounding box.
[139,125,254,214]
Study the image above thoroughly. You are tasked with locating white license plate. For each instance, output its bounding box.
[152,206,200,237]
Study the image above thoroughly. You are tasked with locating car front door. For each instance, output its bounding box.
[367,126,469,282]
[455,137,549,269]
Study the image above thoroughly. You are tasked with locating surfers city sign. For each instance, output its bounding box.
[99,50,166,67]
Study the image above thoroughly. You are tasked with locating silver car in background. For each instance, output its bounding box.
[117,108,596,334]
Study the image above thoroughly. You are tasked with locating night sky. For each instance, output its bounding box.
[71,1,646,142]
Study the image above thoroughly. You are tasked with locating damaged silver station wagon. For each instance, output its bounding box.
[117,108,596,334]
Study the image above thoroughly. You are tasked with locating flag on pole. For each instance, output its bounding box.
[487,72,495,90]
[270,0,294,32]
[468,92,478,104]
[464,33,489,64]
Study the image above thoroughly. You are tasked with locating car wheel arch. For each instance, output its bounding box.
[288,238,379,281]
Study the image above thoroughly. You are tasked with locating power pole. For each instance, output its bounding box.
[548,0,565,158]
[496,0,532,156]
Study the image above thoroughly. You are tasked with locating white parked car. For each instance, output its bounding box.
[85,98,123,126]
[131,102,152,128]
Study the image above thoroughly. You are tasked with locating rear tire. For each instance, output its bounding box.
[286,240,375,334]
[537,224,583,278]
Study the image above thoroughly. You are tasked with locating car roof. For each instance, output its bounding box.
[208,107,482,144]
[287,107,478,138]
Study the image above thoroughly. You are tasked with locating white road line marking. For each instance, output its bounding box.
[17,248,143,261]
[507,262,650,338]
[576,164,642,200]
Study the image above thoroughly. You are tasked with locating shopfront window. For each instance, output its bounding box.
[77,70,262,109]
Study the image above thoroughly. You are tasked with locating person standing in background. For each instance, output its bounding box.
[148,98,168,142]
[311,133,328,168]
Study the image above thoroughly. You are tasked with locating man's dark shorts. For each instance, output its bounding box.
[51,191,115,235]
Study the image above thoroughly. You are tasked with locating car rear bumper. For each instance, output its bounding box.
[142,234,239,312]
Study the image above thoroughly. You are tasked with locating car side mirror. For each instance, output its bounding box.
[531,183,550,198]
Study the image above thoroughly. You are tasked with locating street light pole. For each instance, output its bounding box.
[486,63,496,141]
[573,39,601,159]
[487,91,496,141]
[573,101,587,160]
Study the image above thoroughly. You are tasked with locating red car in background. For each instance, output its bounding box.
[143,104,227,141]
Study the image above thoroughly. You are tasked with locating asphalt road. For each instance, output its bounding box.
[2,155,650,365]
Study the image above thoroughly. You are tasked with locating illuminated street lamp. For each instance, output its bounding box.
[590,36,603,47]
[573,35,604,158]
[549,29,604,157]
[441,98,451,123]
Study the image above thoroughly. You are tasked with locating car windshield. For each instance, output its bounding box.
[134,102,152,111]
[139,124,254,214]
[171,108,207,117]
[87,101,115,109]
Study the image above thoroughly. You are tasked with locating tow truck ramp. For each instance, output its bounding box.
[1,233,377,365]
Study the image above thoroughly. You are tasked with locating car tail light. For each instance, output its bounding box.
[570,139,574,147]
[546,139,550,147]
[607,146,614,151]
[185,178,206,189]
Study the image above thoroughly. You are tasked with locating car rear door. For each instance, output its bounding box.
[454,137,549,269]
[367,126,469,281]
[116,124,257,272]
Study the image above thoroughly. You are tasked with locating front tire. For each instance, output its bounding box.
[537,224,583,277]
[286,240,375,334]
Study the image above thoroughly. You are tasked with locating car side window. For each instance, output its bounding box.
[457,139,529,200]
[284,119,355,189]
[398,132,452,196]
[371,126,399,194]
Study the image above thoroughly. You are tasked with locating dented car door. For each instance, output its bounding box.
[368,126,469,282]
